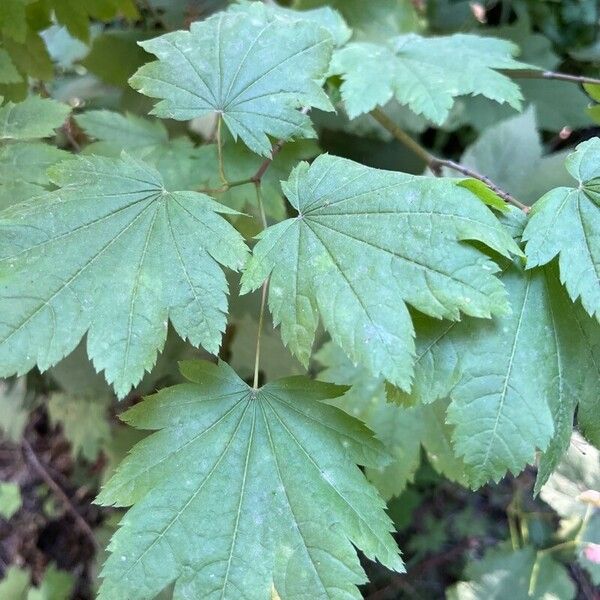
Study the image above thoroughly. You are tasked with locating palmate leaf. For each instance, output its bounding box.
[97,360,402,600]
[241,154,520,391]
[0,141,70,210]
[393,225,600,487]
[523,138,600,321]
[329,34,529,124]
[0,154,248,397]
[0,96,70,140]
[129,1,334,156]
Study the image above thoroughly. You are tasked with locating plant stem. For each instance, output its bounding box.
[251,106,312,185]
[216,113,228,187]
[197,177,254,195]
[22,439,99,551]
[252,184,268,390]
[504,68,600,87]
[370,108,530,213]
[200,107,311,195]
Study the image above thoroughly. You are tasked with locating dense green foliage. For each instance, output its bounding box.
[0,1,599,599]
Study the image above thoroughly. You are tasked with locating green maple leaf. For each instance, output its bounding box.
[0,154,248,397]
[76,109,208,190]
[316,342,467,499]
[96,360,402,600]
[0,96,70,140]
[455,107,572,206]
[523,138,600,321]
[241,154,520,390]
[129,2,334,156]
[231,1,351,47]
[449,545,575,600]
[0,141,70,210]
[76,109,170,154]
[391,215,600,487]
[329,33,529,124]
[0,49,22,84]
[48,392,112,461]
[294,0,423,41]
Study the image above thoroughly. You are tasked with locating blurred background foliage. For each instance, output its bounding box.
[0,0,599,598]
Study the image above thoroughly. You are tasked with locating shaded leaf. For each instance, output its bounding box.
[330,34,528,123]
[27,564,74,600]
[48,392,112,461]
[449,546,575,600]
[316,342,467,499]
[0,48,22,84]
[456,107,572,206]
[294,0,423,41]
[0,96,70,140]
[540,433,600,519]
[0,566,29,600]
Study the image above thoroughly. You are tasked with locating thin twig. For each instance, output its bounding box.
[370,108,530,213]
[198,107,311,195]
[22,439,99,552]
[216,113,228,187]
[197,177,254,195]
[504,68,600,87]
[62,117,81,152]
[438,158,530,212]
[251,106,311,185]
[252,184,269,390]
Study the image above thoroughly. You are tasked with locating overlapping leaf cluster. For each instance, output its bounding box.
[0,1,598,599]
